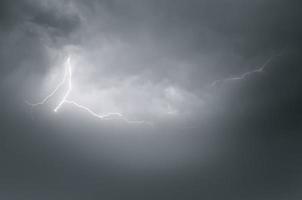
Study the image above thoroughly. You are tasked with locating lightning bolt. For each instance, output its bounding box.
[210,53,280,87]
[28,56,151,126]
[53,57,72,113]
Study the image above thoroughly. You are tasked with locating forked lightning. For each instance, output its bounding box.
[28,57,150,125]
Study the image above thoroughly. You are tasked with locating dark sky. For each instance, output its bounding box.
[1,0,302,199]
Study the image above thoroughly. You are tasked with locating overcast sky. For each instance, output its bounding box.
[1,0,302,199]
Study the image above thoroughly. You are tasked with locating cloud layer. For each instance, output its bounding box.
[1,0,302,199]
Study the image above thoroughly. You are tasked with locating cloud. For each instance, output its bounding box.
[0,0,302,199]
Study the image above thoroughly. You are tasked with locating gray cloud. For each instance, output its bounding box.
[1,0,302,199]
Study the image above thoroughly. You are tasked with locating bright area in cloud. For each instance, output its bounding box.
[34,52,205,122]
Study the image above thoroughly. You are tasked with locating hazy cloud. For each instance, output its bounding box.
[1,0,302,199]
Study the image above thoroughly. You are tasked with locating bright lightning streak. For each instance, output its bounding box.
[28,56,151,126]
[54,57,72,112]
[64,100,150,125]
[64,100,123,118]
[210,54,277,87]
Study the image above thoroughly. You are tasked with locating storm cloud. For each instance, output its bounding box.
[1,0,302,199]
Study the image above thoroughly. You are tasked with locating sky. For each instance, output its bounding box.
[0,0,302,199]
